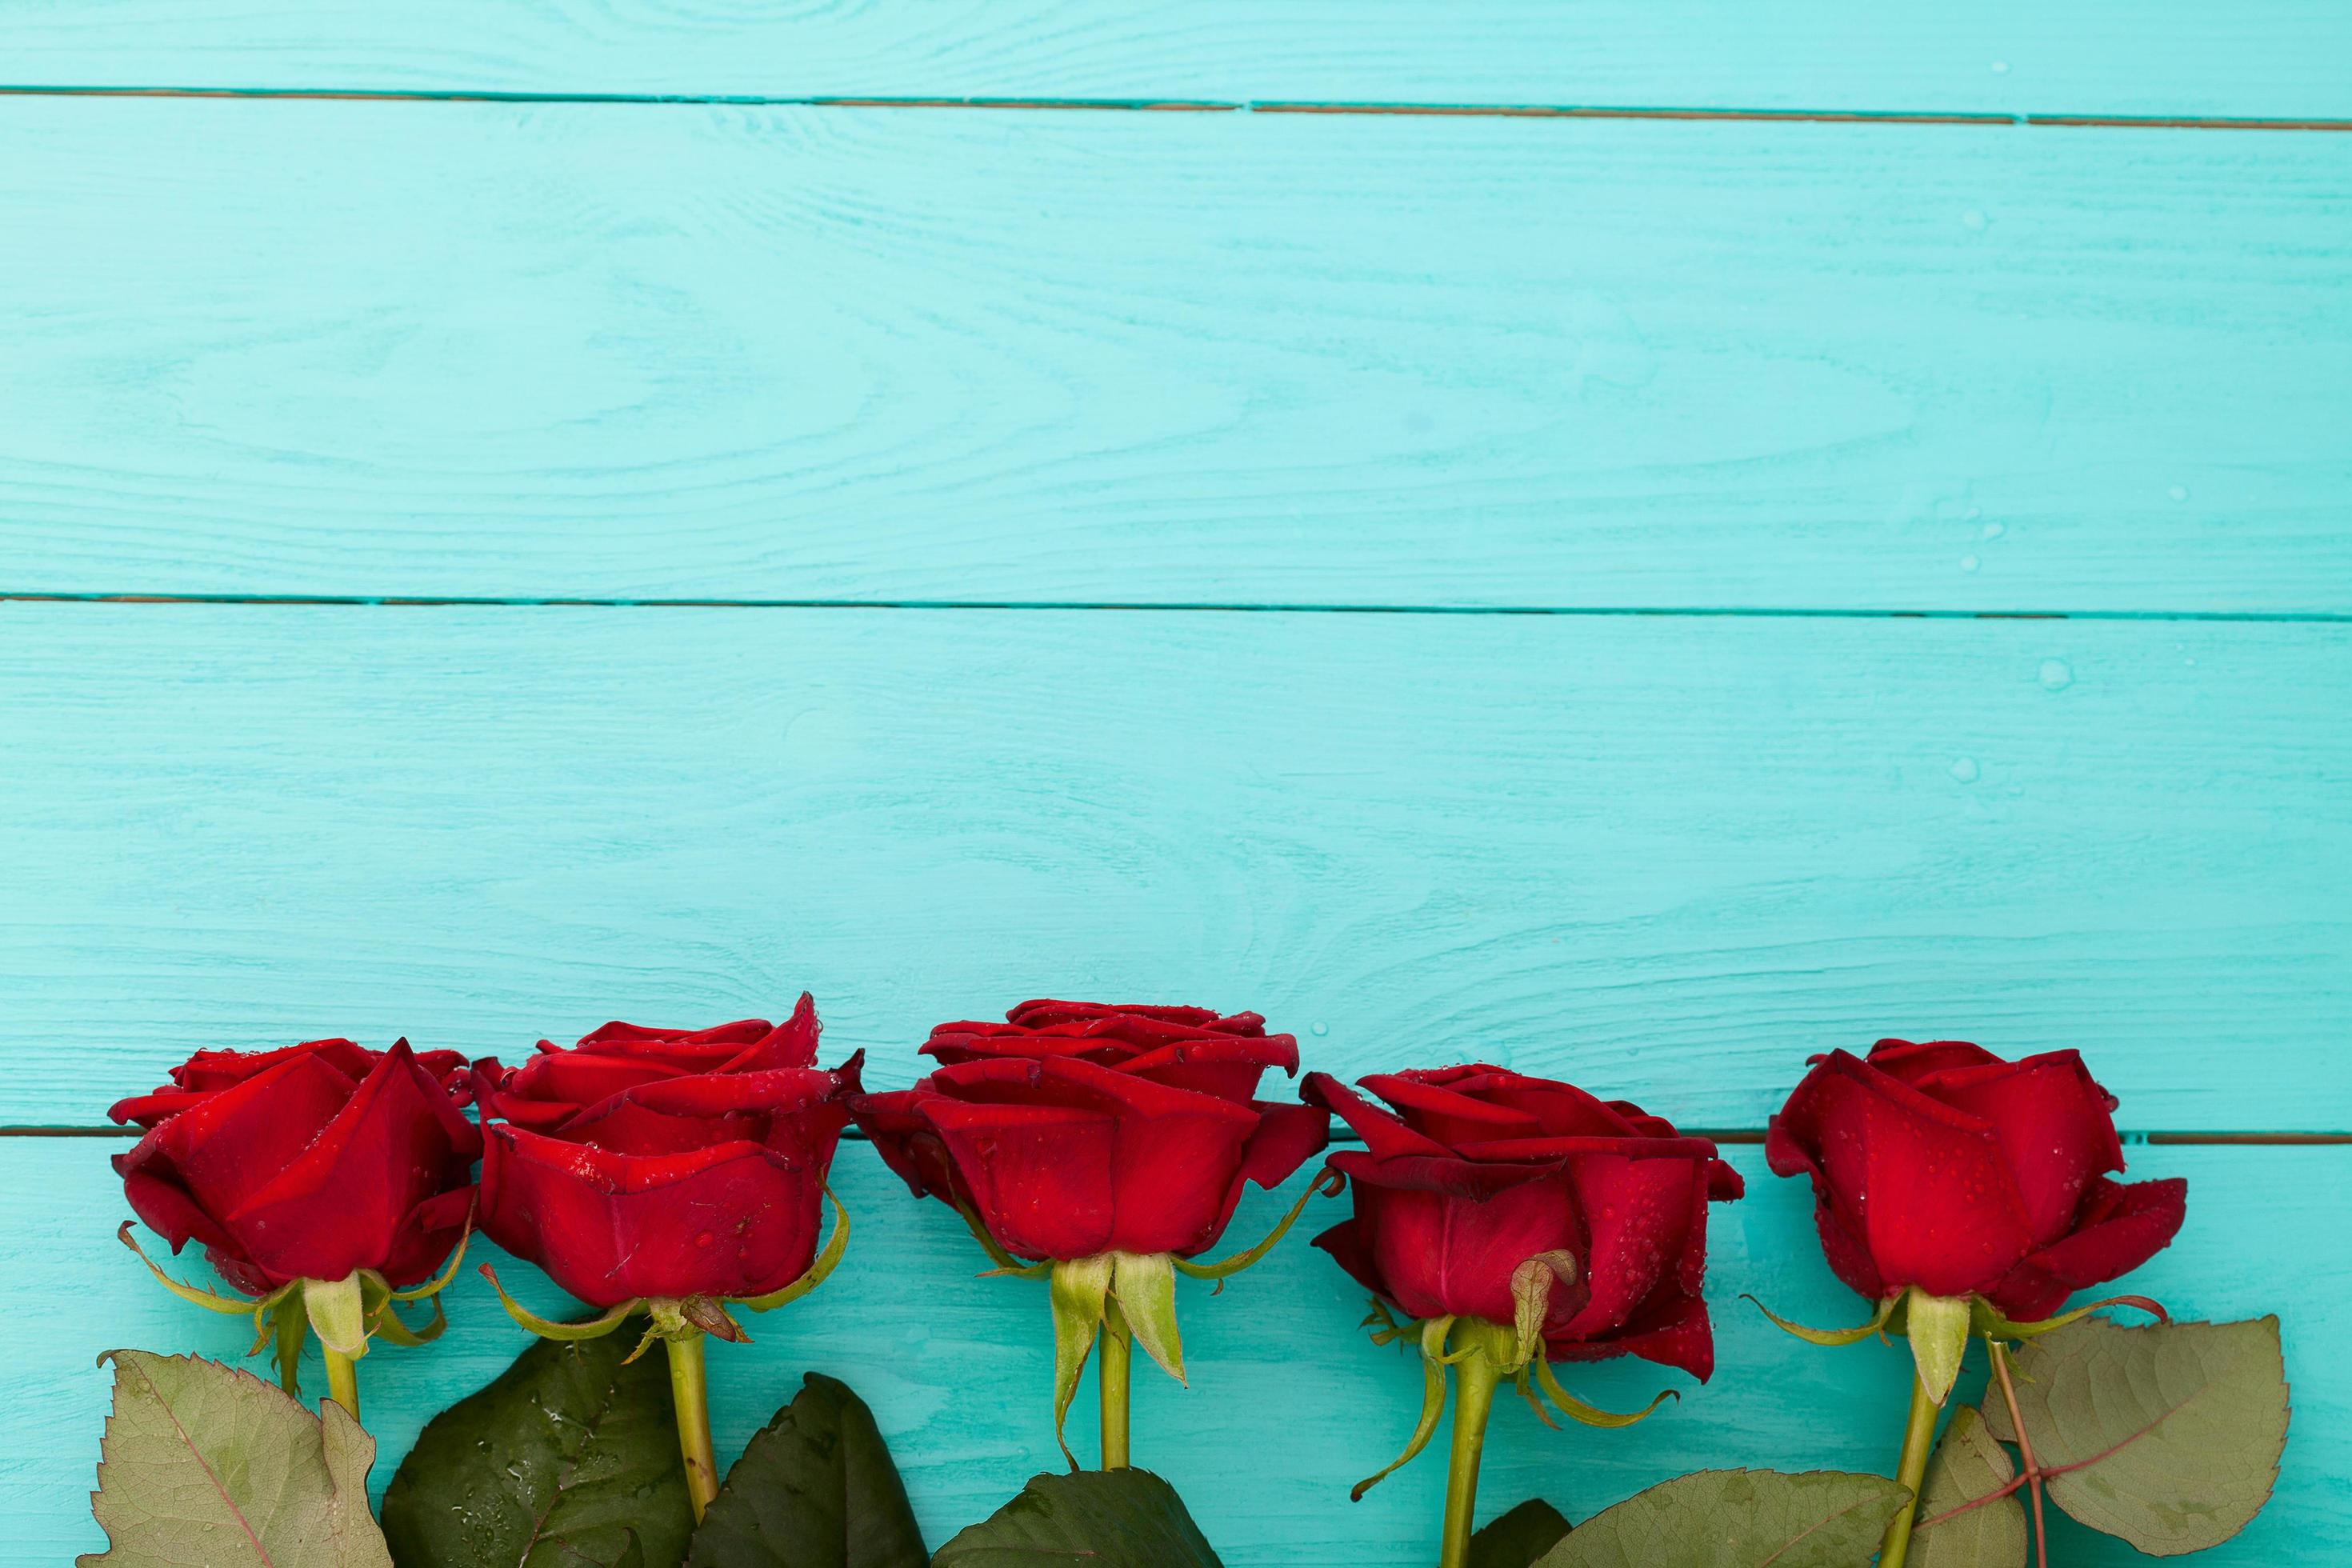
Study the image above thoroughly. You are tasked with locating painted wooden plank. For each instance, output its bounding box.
[3,1,2352,118]
[2,102,2348,614]
[4,1140,2338,1562]
[3,603,2345,1131]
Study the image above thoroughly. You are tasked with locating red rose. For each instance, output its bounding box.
[110,1038,481,1296]
[1766,1039,2186,1319]
[473,995,859,1306]
[1303,1066,1742,1380]
[853,1000,1330,1260]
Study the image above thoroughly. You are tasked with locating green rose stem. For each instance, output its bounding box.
[1353,1264,1672,1568]
[1753,1286,2167,1568]
[1436,1332,1504,1568]
[666,1328,720,1518]
[1875,1370,1941,1568]
[484,1186,850,1522]
[1097,1302,1133,1470]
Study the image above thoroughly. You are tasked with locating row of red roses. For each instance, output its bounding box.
[110,997,2186,1567]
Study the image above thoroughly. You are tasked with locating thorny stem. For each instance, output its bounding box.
[1437,1346,1503,1568]
[666,1330,720,1521]
[1877,1370,1942,1568]
[1988,1338,2050,1568]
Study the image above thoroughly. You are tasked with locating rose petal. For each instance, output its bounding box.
[1302,1072,1454,1161]
[1770,1050,2034,1299]
[1362,1175,1582,1324]
[147,1048,361,1217]
[1985,1175,2189,1320]
[481,1126,823,1305]
[851,1089,966,1206]
[718,994,822,1074]
[1918,1050,2126,1248]
[221,1041,475,1283]
[1554,1152,1703,1342]
[1549,1287,1716,1382]
[1864,1038,2004,1086]
[1359,1072,1546,1146]
[918,1098,1118,1260]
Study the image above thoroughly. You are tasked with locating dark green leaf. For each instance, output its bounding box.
[80,1350,392,1568]
[1910,1408,2026,1568]
[1982,1315,2286,1554]
[685,1373,924,1568]
[1469,1498,1573,1568]
[930,1469,1221,1567]
[1534,1470,1909,1568]
[380,1330,693,1568]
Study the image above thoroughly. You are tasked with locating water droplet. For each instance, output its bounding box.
[2168,484,2190,502]
[2039,659,2074,691]
[1991,59,2011,74]
[1950,757,1980,783]
[1310,1021,1329,1037]
[1981,522,2006,541]
[1960,554,1980,572]
[1962,210,1987,231]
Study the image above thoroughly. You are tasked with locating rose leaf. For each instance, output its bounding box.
[1982,1315,2287,1554]
[1910,1407,2026,1568]
[930,1469,1222,1567]
[1468,1498,1574,1568]
[682,1372,923,1568]
[378,1330,693,1568]
[80,1350,393,1568]
[1533,1470,1910,1567]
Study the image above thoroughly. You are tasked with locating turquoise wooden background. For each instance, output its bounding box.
[2,6,2348,1562]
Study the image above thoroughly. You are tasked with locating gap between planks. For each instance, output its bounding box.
[0,86,2349,130]
[4,596,2350,625]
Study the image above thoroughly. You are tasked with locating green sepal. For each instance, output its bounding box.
[1171,1166,1344,1290]
[364,1287,446,1349]
[1530,1355,1676,1429]
[1362,1298,1415,1348]
[1048,1254,1116,1469]
[735,1184,852,1311]
[481,1262,641,1340]
[117,1220,278,1317]
[1110,1251,1185,1385]
[266,1289,310,1395]
[1971,1291,2168,1342]
[956,1199,1050,1278]
[1906,1287,1974,1406]
[1508,1250,1579,1373]
[302,1273,371,1362]
[1350,1314,1455,1501]
[1746,1288,1899,1347]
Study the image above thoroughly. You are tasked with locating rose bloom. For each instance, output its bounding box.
[1766,1038,2186,1320]
[853,1000,1330,1261]
[473,996,859,1306]
[1303,1066,1742,1379]
[110,1038,480,1296]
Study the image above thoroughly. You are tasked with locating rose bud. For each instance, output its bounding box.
[855,1000,1330,1261]
[109,1037,482,1416]
[472,994,862,1521]
[110,1037,480,1298]
[472,995,860,1309]
[1764,1042,2189,1568]
[1302,1065,1741,1556]
[1766,1038,2186,1322]
[850,1000,1334,1467]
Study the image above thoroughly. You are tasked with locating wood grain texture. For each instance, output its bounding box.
[4,603,2345,1130]
[2,101,2348,612]
[6,1141,2338,1563]
[2,1,2350,118]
